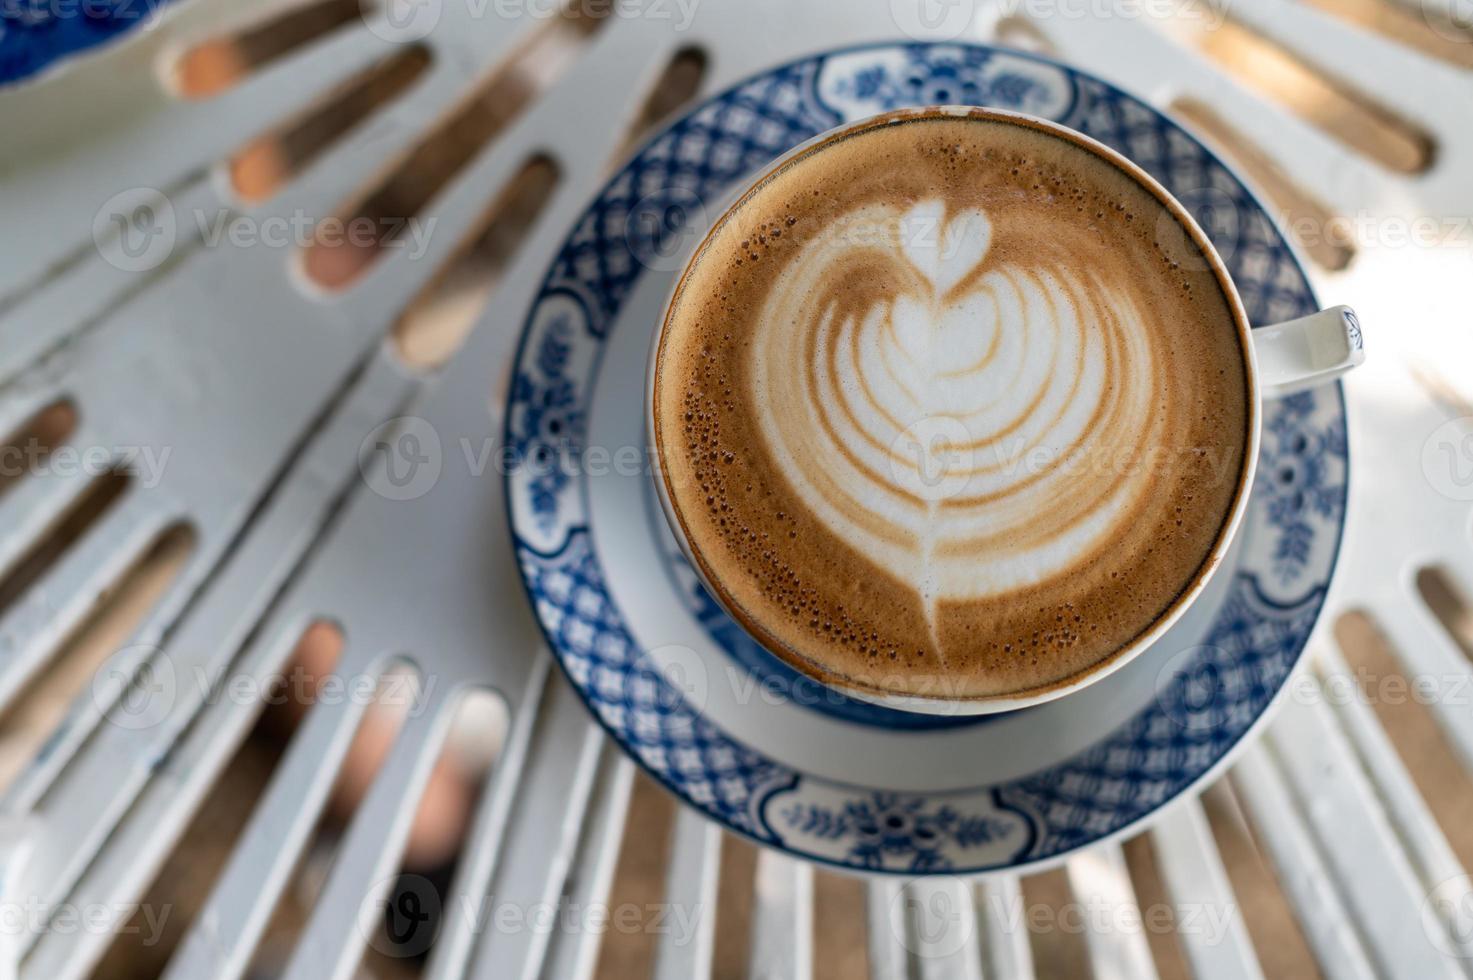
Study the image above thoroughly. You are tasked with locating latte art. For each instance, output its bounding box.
[653,111,1252,701]
[751,199,1165,638]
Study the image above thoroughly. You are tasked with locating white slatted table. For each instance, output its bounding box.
[0,0,1470,976]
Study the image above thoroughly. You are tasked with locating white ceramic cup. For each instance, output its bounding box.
[647,106,1364,716]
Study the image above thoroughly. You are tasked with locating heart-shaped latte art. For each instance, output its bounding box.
[750,200,1166,643]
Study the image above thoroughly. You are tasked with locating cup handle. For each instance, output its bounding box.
[1251,305,1365,397]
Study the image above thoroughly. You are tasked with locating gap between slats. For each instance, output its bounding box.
[171,0,379,99]
[298,3,609,290]
[1187,17,1435,174]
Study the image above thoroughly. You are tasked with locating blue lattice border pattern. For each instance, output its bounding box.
[540,59,841,337]
[518,532,796,839]
[506,42,1348,873]
[996,571,1327,859]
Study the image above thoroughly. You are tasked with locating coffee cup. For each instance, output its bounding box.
[647,106,1363,715]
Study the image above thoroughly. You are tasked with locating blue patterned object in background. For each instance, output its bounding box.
[506,42,1350,874]
[0,0,175,85]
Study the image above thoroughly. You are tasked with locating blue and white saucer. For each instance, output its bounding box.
[504,42,1348,875]
[0,0,175,85]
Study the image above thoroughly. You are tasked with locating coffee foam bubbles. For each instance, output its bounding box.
[654,113,1250,699]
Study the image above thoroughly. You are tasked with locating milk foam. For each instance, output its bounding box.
[751,199,1163,637]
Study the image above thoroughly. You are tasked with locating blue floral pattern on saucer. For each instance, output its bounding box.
[781,792,1022,873]
[506,43,1348,874]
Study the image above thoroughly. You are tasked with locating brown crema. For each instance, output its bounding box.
[652,109,1253,702]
